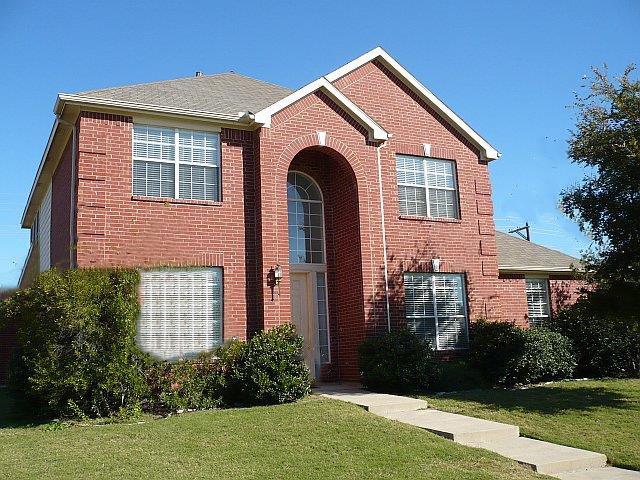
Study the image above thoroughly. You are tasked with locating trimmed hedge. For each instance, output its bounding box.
[470,320,576,386]
[220,324,311,407]
[358,329,440,393]
[4,268,149,418]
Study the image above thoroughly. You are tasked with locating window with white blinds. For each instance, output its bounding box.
[526,278,550,326]
[396,155,459,219]
[138,268,223,360]
[404,273,469,350]
[132,125,220,201]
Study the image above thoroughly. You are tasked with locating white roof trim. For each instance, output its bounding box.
[253,77,388,142]
[55,94,243,122]
[498,265,578,273]
[20,119,60,227]
[325,47,500,160]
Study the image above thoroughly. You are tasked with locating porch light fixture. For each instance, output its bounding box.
[431,257,441,272]
[274,264,284,285]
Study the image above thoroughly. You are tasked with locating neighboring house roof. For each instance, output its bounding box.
[495,231,581,273]
[64,72,293,119]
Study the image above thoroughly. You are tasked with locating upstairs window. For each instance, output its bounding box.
[132,125,221,201]
[526,278,550,326]
[396,155,459,219]
[404,273,469,350]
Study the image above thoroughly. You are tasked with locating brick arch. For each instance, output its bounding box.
[271,133,373,261]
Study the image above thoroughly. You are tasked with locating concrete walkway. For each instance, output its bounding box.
[315,384,640,479]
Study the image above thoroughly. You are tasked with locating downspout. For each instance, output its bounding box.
[56,114,77,268]
[375,139,392,333]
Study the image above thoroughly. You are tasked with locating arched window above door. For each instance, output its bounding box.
[287,171,325,264]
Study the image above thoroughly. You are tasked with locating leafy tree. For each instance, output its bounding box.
[561,64,640,313]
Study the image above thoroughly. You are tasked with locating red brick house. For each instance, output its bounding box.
[12,47,583,383]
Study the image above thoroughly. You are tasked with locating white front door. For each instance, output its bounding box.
[290,272,317,378]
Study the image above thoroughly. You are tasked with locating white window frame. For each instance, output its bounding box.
[287,171,327,265]
[132,124,221,201]
[404,272,469,350]
[525,277,551,326]
[396,154,460,219]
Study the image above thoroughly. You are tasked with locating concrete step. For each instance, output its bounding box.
[468,437,607,475]
[382,409,519,444]
[317,389,428,415]
[555,467,640,480]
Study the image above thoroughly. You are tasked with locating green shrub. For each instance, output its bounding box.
[5,268,149,418]
[432,360,490,392]
[548,301,640,378]
[470,320,576,386]
[358,329,439,393]
[220,324,311,407]
[144,353,224,414]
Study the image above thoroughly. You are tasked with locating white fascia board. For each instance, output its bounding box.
[325,47,500,160]
[20,119,60,227]
[498,265,579,273]
[253,77,388,142]
[55,94,243,122]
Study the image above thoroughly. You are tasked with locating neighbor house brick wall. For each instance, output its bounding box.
[549,275,586,315]
[74,111,258,341]
[50,139,73,269]
[498,273,585,326]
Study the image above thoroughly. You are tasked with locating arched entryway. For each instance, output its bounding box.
[286,147,365,381]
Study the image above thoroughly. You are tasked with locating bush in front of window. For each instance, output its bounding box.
[469,320,576,386]
[358,329,440,393]
[144,353,225,414]
[219,324,311,407]
[547,298,640,378]
[4,268,150,418]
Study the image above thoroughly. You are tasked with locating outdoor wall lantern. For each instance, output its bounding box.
[431,257,441,272]
[274,264,284,285]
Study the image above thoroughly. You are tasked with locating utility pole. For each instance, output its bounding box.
[509,222,531,241]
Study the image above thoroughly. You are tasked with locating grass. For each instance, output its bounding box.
[422,379,640,471]
[0,388,547,480]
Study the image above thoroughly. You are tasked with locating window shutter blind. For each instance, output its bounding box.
[526,278,550,326]
[138,268,223,360]
[38,183,52,272]
[404,273,469,350]
[396,155,459,219]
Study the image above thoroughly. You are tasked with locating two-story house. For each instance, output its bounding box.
[9,47,583,383]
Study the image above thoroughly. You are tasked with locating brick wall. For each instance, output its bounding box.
[51,139,73,269]
[74,112,258,341]
[498,272,585,326]
[333,60,502,323]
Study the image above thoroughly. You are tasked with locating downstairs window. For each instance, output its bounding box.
[526,277,550,326]
[404,272,469,350]
[138,268,223,360]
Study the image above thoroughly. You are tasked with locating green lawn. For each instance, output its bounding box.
[422,379,640,471]
[0,389,546,480]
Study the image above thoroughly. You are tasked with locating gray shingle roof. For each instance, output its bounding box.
[495,231,581,272]
[77,72,293,116]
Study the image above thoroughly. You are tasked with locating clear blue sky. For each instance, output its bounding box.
[0,1,638,287]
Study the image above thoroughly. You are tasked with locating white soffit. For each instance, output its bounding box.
[325,47,500,161]
[253,77,388,142]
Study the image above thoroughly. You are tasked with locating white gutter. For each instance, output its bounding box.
[376,139,391,332]
[20,119,60,227]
